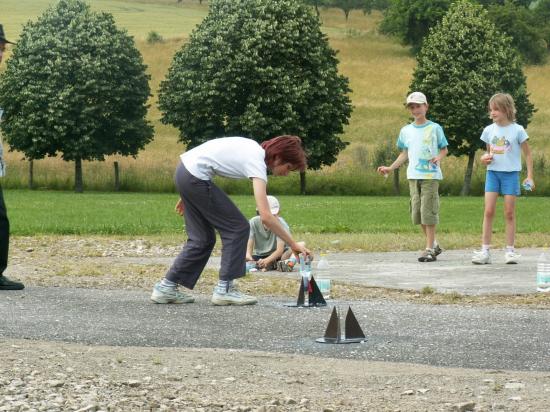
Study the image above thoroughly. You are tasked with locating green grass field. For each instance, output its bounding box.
[2,1,550,194]
[6,191,550,250]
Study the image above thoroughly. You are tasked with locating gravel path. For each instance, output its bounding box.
[2,287,549,372]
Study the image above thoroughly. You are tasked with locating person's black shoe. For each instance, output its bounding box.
[0,275,24,290]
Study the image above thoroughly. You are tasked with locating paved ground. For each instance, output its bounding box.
[1,286,549,372]
[205,248,543,295]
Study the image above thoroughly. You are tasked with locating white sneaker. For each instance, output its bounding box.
[211,286,257,306]
[472,250,491,265]
[505,251,520,264]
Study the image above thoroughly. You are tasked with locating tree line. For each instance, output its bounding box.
[0,0,535,195]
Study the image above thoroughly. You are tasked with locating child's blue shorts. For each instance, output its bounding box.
[485,170,520,196]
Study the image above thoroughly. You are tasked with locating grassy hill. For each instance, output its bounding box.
[1,0,549,194]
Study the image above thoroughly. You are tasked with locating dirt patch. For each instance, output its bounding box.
[1,338,549,412]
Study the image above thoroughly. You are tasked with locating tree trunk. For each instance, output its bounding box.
[344,10,350,21]
[114,161,120,191]
[314,4,320,17]
[300,171,306,195]
[29,159,34,190]
[75,158,83,193]
[393,168,400,195]
[460,151,476,196]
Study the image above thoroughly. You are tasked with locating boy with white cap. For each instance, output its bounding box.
[377,92,449,262]
[246,195,301,271]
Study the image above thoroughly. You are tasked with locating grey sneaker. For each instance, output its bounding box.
[150,283,195,304]
[211,285,257,306]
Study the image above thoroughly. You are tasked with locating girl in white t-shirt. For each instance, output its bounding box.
[151,135,312,305]
[472,93,534,265]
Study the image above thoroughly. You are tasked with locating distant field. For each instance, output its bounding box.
[2,1,550,193]
[2,0,206,39]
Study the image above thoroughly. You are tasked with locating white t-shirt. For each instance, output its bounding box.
[180,137,268,182]
[480,122,528,172]
[396,121,448,180]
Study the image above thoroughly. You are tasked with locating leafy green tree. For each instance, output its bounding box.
[380,0,451,51]
[410,0,534,195]
[487,1,547,64]
[0,0,153,192]
[533,0,550,47]
[381,0,548,63]
[159,0,353,193]
[363,0,390,14]
[326,0,368,20]
[302,0,327,16]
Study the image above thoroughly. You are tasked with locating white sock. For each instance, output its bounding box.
[482,245,490,252]
[160,278,177,288]
[216,280,233,292]
[506,246,515,253]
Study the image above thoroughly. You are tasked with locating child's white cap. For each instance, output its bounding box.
[267,195,280,215]
[406,91,428,105]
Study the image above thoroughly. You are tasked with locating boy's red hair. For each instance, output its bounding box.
[261,135,307,172]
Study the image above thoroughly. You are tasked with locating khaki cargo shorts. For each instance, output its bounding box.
[408,179,440,226]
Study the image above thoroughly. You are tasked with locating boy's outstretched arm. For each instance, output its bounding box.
[377,150,408,175]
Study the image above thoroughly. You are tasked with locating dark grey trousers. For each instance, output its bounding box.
[165,163,249,289]
[0,185,9,276]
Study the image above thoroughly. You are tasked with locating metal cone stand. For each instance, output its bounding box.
[316,306,366,344]
[284,275,327,307]
[285,254,327,307]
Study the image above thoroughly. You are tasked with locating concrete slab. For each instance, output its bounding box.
[207,248,545,296]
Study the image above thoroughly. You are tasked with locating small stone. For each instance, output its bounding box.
[451,402,476,412]
[75,405,98,412]
[508,396,522,401]
[127,380,141,387]
[284,398,296,405]
[400,390,414,396]
[47,380,64,388]
[504,382,525,390]
[417,388,429,394]
[26,248,34,252]
[224,377,236,382]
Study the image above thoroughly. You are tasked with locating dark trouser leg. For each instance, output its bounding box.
[208,183,249,281]
[165,164,249,288]
[0,186,9,276]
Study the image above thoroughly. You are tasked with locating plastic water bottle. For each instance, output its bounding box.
[316,253,331,299]
[246,261,257,273]
[317,253,330,271]
[522,179,533,192]
[299,255,311,297]
[537,251,550,292]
